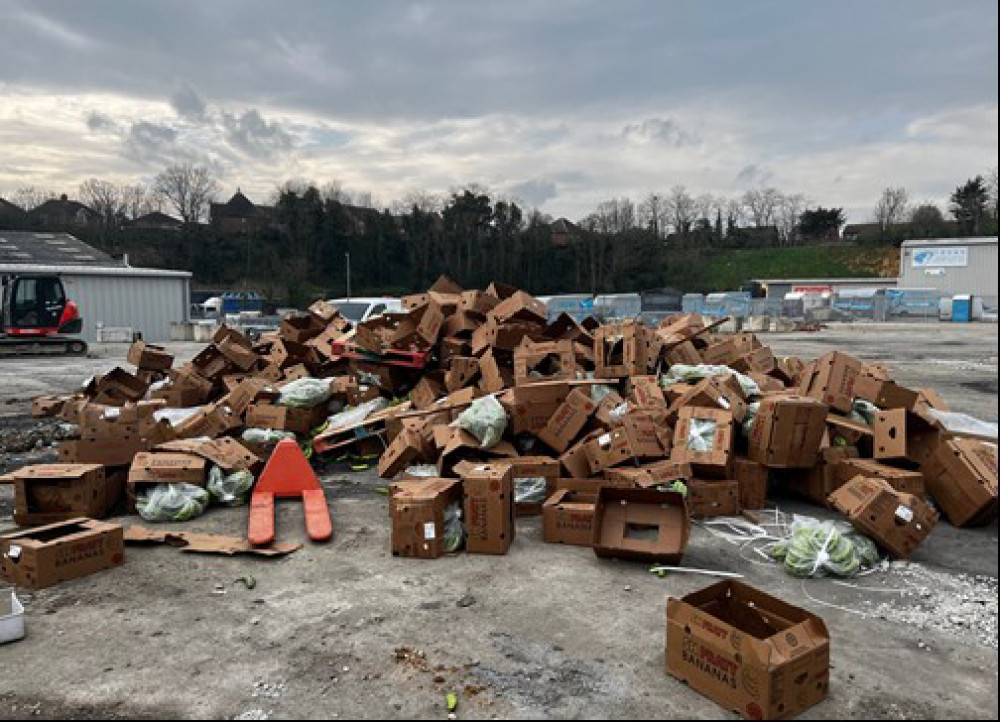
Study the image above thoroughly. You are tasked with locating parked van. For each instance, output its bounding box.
[327,297,402,324]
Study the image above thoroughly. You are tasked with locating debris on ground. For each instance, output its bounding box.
[0,275,997,719]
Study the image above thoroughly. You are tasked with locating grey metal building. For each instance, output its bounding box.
[1,231,191,343]
[899,237,998,304]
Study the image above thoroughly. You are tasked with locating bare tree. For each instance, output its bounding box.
[664,185,696,242]
[776,193,808,245]
[394,190,443,215]
[987,167,999,220]
[742,188,782,229]
[79,178,125,228]
[12,186,57,211]
[637,192,668,237]
[120,183,157,220]
[874,186,909,233]
[153,163,219,224]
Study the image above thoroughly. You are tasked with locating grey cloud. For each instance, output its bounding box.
[509,178,558,207]
[735,164,773,187]
[170,83,208,121]
[123,121,180,163]
[85,110,116,131]
[622,118,699,147]
[222,109,293,158]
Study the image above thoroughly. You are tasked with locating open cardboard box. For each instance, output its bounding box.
[542,489,598,546]
[666,580,830,720]
[592,487,690,564]
[1,518,125,590]
[829,476,938,559]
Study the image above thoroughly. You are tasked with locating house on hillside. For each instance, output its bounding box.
[27,195,99,228]
[550,218,583,246]
[125,211,183,231]
[210,190,278,235]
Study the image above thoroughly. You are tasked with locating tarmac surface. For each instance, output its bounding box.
[0,322,997,720]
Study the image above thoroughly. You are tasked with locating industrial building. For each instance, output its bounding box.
[751,276,898,300]
[0,231,191,343]
[899,237,998,306]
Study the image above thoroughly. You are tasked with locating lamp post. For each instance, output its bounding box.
[345,252,351,300]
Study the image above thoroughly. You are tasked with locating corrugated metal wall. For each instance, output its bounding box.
[900,240,998,302]
[60,273,190,343]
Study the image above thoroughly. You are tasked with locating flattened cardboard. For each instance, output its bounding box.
[748,395,828,468]
[128,451,207,484]
[461,463,516,555]
[1,518,125,590]
[390,479,463,559]
[922,439,998,527]
[542,489,598,546]
[592,487,690,564]
[666,580,830,720]
[155,437,261,472]
[124,525,300,557]
[829,477,938,559]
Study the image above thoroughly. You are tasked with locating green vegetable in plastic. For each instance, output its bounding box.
[135,483,210,523]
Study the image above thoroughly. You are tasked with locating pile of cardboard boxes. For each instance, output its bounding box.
[2,276,997,717]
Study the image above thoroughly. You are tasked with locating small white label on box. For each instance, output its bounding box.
[423,523,436,540]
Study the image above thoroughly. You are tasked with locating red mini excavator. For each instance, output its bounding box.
[1,273,88,356]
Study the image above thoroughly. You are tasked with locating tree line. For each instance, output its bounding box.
[4,163,997,303]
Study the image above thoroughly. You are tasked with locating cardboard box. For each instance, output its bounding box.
[245,403,325,434]
[390,479,463,559]
[872,409,933,462]
[514,339,577,385]
[1,463,124,526]
[594,320,648,379]
[127,340,174,371]
[798,351,862,414]
[537,387,598,453]
[604,460,692,489]
[834,459,924,497]
[90,367,149,405]
[829,477,938,559]
[542,490,598,546]
[921,439,998,527]
[461,463,516,555]
[559,431,603,479]
[687,480,741,518]
[666,580,830,720]
[31,394,69,418]
[489,290,548,325]
[748,396,828,468]
[500,381,570,435]
[853,375,920,411]
[1,519,125,590]
[496,456,562,517]
[672,408,734,478]
[378,428,426,479]
[592,487,690,563]
[585,416,664,474]
[733,459,768,510]
[667,376,748,424]
[794,446,859,508]
[156,367,215,407]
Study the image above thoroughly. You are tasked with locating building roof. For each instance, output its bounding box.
[900,237,997,247]
[0,198,26,216]
[27,195,98,220]
[211,189,275,220]
[125,211,183,227]
[0,231,119,267]
[752,277,898,285]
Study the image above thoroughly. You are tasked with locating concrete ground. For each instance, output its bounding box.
[0,323,996,720]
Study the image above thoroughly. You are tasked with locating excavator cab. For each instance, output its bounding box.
[1,274,87,355]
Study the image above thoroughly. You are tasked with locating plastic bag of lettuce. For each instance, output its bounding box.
[768,517,880,578]
[452,395,508,448]
[207,466,255,506]
[136,483,210,523]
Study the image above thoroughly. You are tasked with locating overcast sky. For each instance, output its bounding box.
[0,0,996,222]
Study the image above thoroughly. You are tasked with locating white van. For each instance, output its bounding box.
[327,297,403,324]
